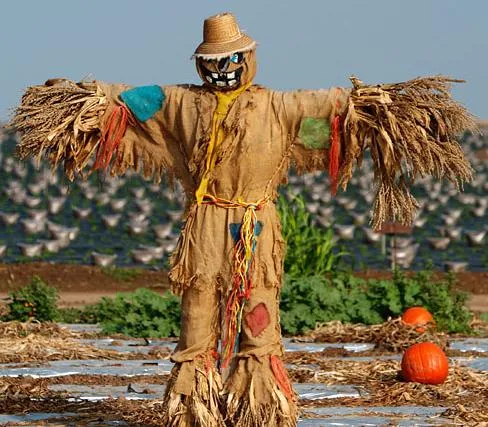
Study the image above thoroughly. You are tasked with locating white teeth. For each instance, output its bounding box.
[206,76,213,83]
[212,73,218,78]
[227,71,235,79]
[228,79,237,86]
[216,81,225,87]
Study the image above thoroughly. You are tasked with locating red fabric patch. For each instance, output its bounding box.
[245,302,270,337]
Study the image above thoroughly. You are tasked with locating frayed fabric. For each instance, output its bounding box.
[161,362,225,427]
[223,356,298,427]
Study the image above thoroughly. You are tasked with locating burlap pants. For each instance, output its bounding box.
[161,282,297,427]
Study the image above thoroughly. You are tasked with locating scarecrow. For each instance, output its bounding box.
[12,12,475,427]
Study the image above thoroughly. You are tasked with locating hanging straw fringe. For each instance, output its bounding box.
[340,75,477,230]
[12,79,107,180]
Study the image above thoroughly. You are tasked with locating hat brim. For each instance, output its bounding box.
[193,34,256,60]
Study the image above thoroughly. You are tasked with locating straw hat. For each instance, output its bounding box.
[194,13,256,59]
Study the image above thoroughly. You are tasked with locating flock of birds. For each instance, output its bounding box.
[0,128,486,271]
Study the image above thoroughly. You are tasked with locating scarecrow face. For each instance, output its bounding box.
[196,50,256,91]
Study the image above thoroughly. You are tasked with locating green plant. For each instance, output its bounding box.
[279,270,473,335]
[365,270,472,333]
[57,306,99,324]
[277,194,347,276]
[101,266,143,282]
[91,288,181,337]
[4,276,59,322]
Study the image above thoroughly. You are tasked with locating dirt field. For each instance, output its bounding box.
[0,262,487,311]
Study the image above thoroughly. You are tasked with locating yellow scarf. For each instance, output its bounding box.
[195,82,252,204]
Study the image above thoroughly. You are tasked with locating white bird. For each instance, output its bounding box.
[131,249,154,264]
[110,198,128,212]
[413,216,428,228]
[24,196,42,208]
[95,193,111,206]
[350,212,368,226]
[38,239,62,253]
[153,223,173,239]
[138,244,165,259]
[72,206,92,220]
[334,224,355,240]
[426,237,450,250]
[91,251,117,267]
[444,261,468,273]
[128,219,149,236]
[26,209,48,222]
[131,187,145,199]
[102,214,122,229]
[48,197,66,215]
[21,218,45,235]
[167,210,184,222]
[0,212,20,226]
[362,227,382,244]
[17,242,43,257]
[465,230,486,246]
[444,227,462,241]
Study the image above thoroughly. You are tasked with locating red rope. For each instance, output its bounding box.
[93,105,131,171]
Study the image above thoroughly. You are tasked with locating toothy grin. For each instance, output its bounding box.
[202,67,243,88]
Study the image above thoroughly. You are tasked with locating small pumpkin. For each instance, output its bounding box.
[402,306,434,332]
[401,342,449,384]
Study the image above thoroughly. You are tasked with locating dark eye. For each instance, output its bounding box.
[231,53,243,64]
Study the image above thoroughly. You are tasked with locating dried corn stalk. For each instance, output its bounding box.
[12,79,107,180]
[341,76,477,230]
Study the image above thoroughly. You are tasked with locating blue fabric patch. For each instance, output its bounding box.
[120,85,165,122]
[229,221,263,243]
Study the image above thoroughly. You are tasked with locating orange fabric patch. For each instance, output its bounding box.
[270,355,295,401]
[245,302,270,337]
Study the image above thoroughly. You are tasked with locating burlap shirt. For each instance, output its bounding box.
[100,83,349,293]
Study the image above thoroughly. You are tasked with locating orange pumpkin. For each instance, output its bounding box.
[401,342,449,384]
[402,307,434,332]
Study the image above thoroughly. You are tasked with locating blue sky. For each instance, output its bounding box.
[1,0,487,121]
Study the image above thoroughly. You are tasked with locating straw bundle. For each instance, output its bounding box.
[0,334,127,364]
[341,76,477,230]
[12,79,106,180]
[300,318,447,352]
[0,320,78,339]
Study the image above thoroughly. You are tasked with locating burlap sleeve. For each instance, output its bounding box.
[272,88,350,174]
[98,83,192,185]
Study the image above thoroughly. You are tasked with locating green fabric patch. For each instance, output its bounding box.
[298,117,330,149]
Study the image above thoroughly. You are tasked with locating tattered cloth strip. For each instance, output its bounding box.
[93,104,133,171]
[328,114,341,195]
[12,79,107,180]
[201,193,270,368]
[340,76,477,230]
[298,318,447,353]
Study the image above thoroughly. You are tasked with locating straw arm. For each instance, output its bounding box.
[339,75,477,230]
[11,79,178,183]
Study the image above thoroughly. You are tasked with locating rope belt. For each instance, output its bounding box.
[201,193,270,368]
